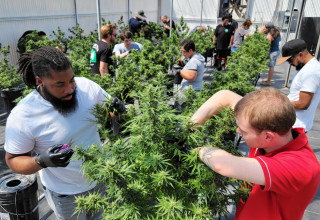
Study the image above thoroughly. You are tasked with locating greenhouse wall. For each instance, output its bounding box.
[1,0,320,65]
[160,0,219,31]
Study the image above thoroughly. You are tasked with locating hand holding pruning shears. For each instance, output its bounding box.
[35,140,74,168]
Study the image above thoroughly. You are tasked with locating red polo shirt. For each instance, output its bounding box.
[235,128,320,220]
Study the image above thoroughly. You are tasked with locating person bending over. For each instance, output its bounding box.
[191,87,320,220]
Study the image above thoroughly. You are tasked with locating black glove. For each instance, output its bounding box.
[35,144,74,168]
[174,70,183,84]
[111,97,126,114]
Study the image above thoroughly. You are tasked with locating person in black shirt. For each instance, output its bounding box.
[161,15,176,36]
[129,10,148,36]
[90,24,117,76]
[213,15,235,70]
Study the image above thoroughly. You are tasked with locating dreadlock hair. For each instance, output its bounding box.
[17,47,72,89]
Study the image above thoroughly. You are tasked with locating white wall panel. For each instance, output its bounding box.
[250,0,276,22]
[161,0,218,31]
[304,0,320,17]
[0,0,75,18]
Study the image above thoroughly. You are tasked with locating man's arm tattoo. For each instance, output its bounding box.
[200,147,220,171]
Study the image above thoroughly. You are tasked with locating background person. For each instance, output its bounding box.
[5,47,125,220]
[277,39,320,132]
[113,30,143,58]
[191,87,320,220]
[260,22,281,86]
[213,14,235,71]
[90,24,117,76]
[177,39,205,91]
[129,10,149,36]
[192,26,206,33]
[226,12,238,31]
[231,18,253,52]
[161,14,176,36]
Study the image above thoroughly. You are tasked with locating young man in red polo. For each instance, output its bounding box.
[191,87,320,220]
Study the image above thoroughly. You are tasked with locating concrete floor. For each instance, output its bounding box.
[0,59,319,219]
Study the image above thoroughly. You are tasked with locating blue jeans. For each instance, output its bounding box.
[268,50,280,67]
[231,46,238,52]
[44,183,105,220]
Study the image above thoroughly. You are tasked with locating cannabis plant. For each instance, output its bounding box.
[0,45,23,89]
[74,85,243,219]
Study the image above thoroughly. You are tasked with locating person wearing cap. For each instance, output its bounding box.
[260,23,281,86]
[129,10,149,36]
[278,39,320,132]
[112,30,143,58]
[161,14,176,37]
[191,87,320,220]
[90,24,117,76]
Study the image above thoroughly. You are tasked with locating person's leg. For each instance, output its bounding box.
[215,50,222,70]
[86,183,106,220]
[261,51,279,86]
[44,184,105,220]
[267,67,274,81]
[44,187,87,220]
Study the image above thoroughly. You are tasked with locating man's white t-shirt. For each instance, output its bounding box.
[4,77,111,194]
[288,58,320,131]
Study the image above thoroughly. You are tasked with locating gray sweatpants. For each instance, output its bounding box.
[44,183,105,220]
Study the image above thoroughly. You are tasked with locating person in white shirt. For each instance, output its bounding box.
[113,30,143,58]
[4,47,125,219]
[277,39,320,132]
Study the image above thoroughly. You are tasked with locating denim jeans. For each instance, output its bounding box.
[44,183,105,220]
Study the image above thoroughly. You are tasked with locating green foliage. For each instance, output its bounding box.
[67,25,97,75]
[74,85,242,219]
[0,45,23,89]
[187,27,215,54]
[24,30,56,51]
[1,16,270,219]
[226,32,270,87]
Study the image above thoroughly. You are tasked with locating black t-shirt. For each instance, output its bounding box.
[163,20,176,36]
[214,24,235,50]
[90,40,113,76]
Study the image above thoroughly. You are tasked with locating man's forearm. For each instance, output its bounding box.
[191,90,243,126]
[199,147,265,185]
[100,68,109,76]
[6,154,42,175]
[199,147,222,171]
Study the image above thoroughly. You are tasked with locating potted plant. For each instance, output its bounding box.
[0,45,24,113]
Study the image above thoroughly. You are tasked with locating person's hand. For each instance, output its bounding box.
[174,69,183,84]
[35,144,74,168]
[111,97,126,114]
[177,59,185,68]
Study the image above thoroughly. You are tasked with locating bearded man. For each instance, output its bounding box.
[277,39,320,132]
[4,47,125,219]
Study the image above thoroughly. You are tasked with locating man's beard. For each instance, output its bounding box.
[295,61,305,71]
[42,85,78,116]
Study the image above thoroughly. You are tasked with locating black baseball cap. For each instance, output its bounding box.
[277,39,307,64]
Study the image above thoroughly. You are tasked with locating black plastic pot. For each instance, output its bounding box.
[0,87,24,113]
[0,173,39,220]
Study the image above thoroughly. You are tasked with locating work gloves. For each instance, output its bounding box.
[172,64,183,84]
[35,144,74,168]
[110,97,126,114]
